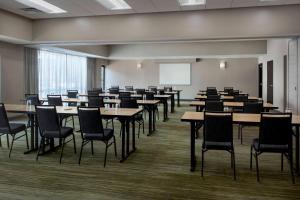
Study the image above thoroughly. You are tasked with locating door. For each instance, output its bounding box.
[258,63,263,98]
[267,60,273,104]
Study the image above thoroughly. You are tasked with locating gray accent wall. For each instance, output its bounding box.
[106,58,258,99]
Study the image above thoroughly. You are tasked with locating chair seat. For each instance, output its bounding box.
[203,141,233,150]
[43,127,73,138]
[84,129,114,141]
[252,138,289,153]
[0,123,26,134]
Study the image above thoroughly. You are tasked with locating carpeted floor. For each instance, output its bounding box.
[0,102,299,200]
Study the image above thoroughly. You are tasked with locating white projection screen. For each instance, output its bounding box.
[159,63,191,85]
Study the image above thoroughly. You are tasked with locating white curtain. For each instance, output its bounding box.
[38,50,87,98]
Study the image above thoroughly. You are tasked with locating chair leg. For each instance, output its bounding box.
[281,153,284,171]
[36,138,44,161]
[250,145,253,170]
[72,134,76,154]
[201,150,204,177]
[231,152,233,168]
[91,141,94,155]
[142,120,145,134]
[240,126,243,145]
[238,125,241,139]
[113,136,117,157]
[59,138,66,164]
[104,142,108,167]
[25,128,29,149]
[0,135,2,147]
[78,141,84,165]
[255,152,260,182]
[6,134,9,148]
[287,153,295,184]
[232,150,236,180]
[8,134,16,158]
[138,122,141,138]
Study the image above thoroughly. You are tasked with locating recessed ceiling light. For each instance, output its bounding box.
[95,0,131,10]
[15,0,66,13]
[178,0,206,6]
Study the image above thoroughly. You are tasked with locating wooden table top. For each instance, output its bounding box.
[195,95,260,100]
[181,111,300,125]
[5,104,143,117]
[189,101,277,109]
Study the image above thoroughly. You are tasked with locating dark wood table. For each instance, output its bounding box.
[181,111,300,173]
[5,104,143,162]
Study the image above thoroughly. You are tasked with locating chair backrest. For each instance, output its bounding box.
[157,89,165,95]
[206,94,220,101]
[224,87,233,93]
[164,86,172,92]
[148,86,157,90]
[203,112,233,144]
[67,90,78,98]
[148,86,157,93]
[47,95,63,106]
[243,101,263,113]
[109,88,119,94]
[25,94,41,105]
[119,92,131,100]
[135,89,145,95]
[259,113,292,148]
[35,105,60,135]
[206,89,218,95]
[78,107,104,137]
[88,96,104,107]
[0,103,10,131]
[205,100,224,112]
[234,94,248,102]
[111,86,119,90]
[125,86,134,91]
[88,90,101,96]
[120,98,138,108]
[145,92,155,100]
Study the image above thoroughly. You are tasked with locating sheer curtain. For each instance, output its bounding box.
[38,50,87,98]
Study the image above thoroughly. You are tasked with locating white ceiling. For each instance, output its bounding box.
[0,0,300,19]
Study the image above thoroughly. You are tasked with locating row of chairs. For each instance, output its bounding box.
[205,87,240,96]
[201,111,294,183]
[205,94,249,102]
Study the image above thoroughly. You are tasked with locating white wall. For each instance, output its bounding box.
[106,58,258,99]
[258,39,289,111]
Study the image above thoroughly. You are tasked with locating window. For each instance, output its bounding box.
[38,50,87,98]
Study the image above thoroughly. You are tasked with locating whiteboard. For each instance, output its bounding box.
[159,63,191,85]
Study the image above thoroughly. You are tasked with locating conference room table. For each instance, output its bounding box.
[5,104,143,162]
[197,91,247,95]
[189,101,278,112]
[181,111,300,174]
[195,95,260,101]
[41,97,160,135]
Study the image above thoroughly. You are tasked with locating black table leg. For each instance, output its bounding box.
[131,120,136,151]
[296,126,299,174]
[126,120,130,155]
[177,91,180,107]
[24,114,37,154]
[153,105,156,131]
[120,119,126,162]
[148,106,153,136]
[171,94,175,113]
[190,121,196,172]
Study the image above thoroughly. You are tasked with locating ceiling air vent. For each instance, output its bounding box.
[21,7,44,14]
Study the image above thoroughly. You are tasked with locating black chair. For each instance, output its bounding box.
[250,113,294,183]
[206,89,218,96]
[35,105,76,163]
[25,94,41,106]
[207,87,216,90]
[206,94,220,101]
[148,87,157,94]
[136,89,146,96]
[238,101,263,144]
[77,107,117,167]
[47,95,75,128]
[88,89,101,96]
[229,90,240,96]
[120,99,144,138]
[111,86,119,90]
[145,92,159,120]
[92,88,103,93]
[87,96,114,129]
[109,88,119,94]
[125,86,133,91]
[224,87,233,93]
[205,100,224,112]
[119,92,131,100]
[0,103,29,157]
[234,94,248,102]
[67,90,78,106]
[164,86,172,92]
[202,112,236,180]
